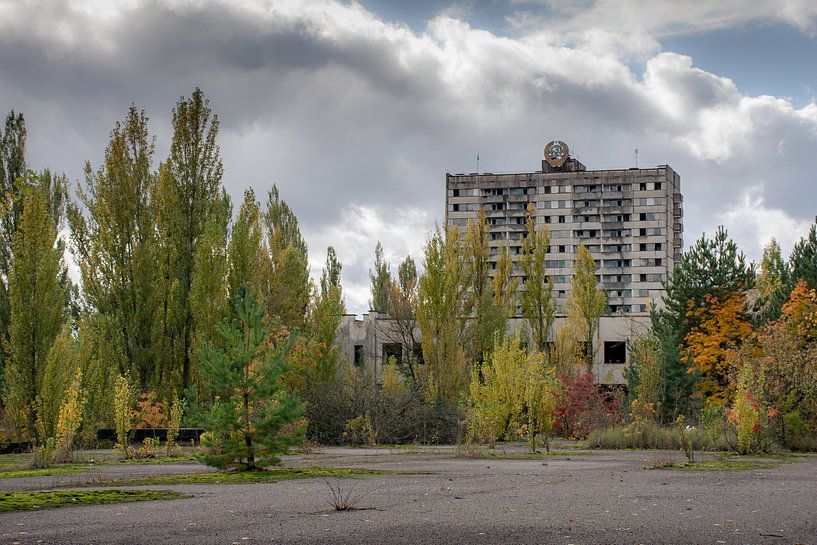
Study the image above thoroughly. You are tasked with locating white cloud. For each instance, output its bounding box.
[720,187,814,261]
[1,0,815,313]
[304,205,431,314]
[511,0,817,38]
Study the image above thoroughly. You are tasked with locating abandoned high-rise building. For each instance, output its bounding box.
[338,141,684,383]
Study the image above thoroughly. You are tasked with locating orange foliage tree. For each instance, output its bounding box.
[684,293,753,405]
[780,280,817,344]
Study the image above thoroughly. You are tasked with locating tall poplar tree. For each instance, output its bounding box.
[260,185,310,329]
[0,111,27,396]
[462,210,506,368]
[228,189,263,303]
[519,204,555,353]
[154,89,224,390]
[68,106,158,387]
[566,244,607,372]
[369,241,391,313]
[3,185,65,441]
[416,226,469,402]
[309,246,344,383]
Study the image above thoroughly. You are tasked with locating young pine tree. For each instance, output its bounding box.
[197,287,304,470]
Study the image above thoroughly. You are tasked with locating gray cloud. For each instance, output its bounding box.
[1,0,815,312]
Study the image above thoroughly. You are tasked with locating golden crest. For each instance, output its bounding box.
[544,140,569,168]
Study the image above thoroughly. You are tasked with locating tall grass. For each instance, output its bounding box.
[587,423,730,451]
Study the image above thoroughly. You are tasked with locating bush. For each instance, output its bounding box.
[305,363,461,446]
[53,369,85,463]
[587,422,730,451]
[554,372,622,439]
[113,375,134,458]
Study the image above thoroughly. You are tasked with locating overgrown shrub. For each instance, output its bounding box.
[554,372,622,439]
[305,363,461,445]
[587,422,730,451]
[53,369,85,463]
[164,396,185,455]
[113,375,134,458]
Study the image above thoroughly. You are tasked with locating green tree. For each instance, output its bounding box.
[663,227,754,340]
[790,220,817,290]
[190,211,230,380]
[382,255,421,383]
[416,226,469,402]
[519,203,555,353]
[467,333,560,452]
[756,238,788,322]
[228,189,263,302]
[369,241,391,313]
[309,246,344,383]
[3,185,66,441]
[153,88,225,391]
[261,184,310,329]
[196,288,304,470]
[523,351,561,452]
[0,111,27,266]
[68,106,158,387]
[462,211,507,368]
[566,244,607,372]
[656,227,753,418]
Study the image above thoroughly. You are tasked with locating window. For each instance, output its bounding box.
[558,215,566,223]
[655,243,662,251]
[412,343,424,364]
[383,343,402,364]
[655,182,662,190]
[354,345,364,366]
[559,245,566,253]
[452,204,460,212]
[604,341,626,364]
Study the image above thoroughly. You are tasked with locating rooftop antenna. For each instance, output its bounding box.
[476,152,480,174]
[634,148,639,168]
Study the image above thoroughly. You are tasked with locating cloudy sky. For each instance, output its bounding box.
[1,0,816,314]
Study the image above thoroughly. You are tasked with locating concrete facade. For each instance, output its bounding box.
[337,144,683,384]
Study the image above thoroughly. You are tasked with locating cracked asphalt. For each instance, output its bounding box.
[2,446,815,544]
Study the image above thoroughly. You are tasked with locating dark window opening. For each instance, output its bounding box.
[412,343,424,365]
[383,343,402,365]
[604,341,626,364]
[354,345,364,366]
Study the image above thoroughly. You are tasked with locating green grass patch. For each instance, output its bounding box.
[91,467,384,486]
[454,446,549,460]
[0,489,188,512]
[648,458,791,471]
[0,454,31,472]
[116,455,198,465]
[0,465,92,478]
[588,424,731,451]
